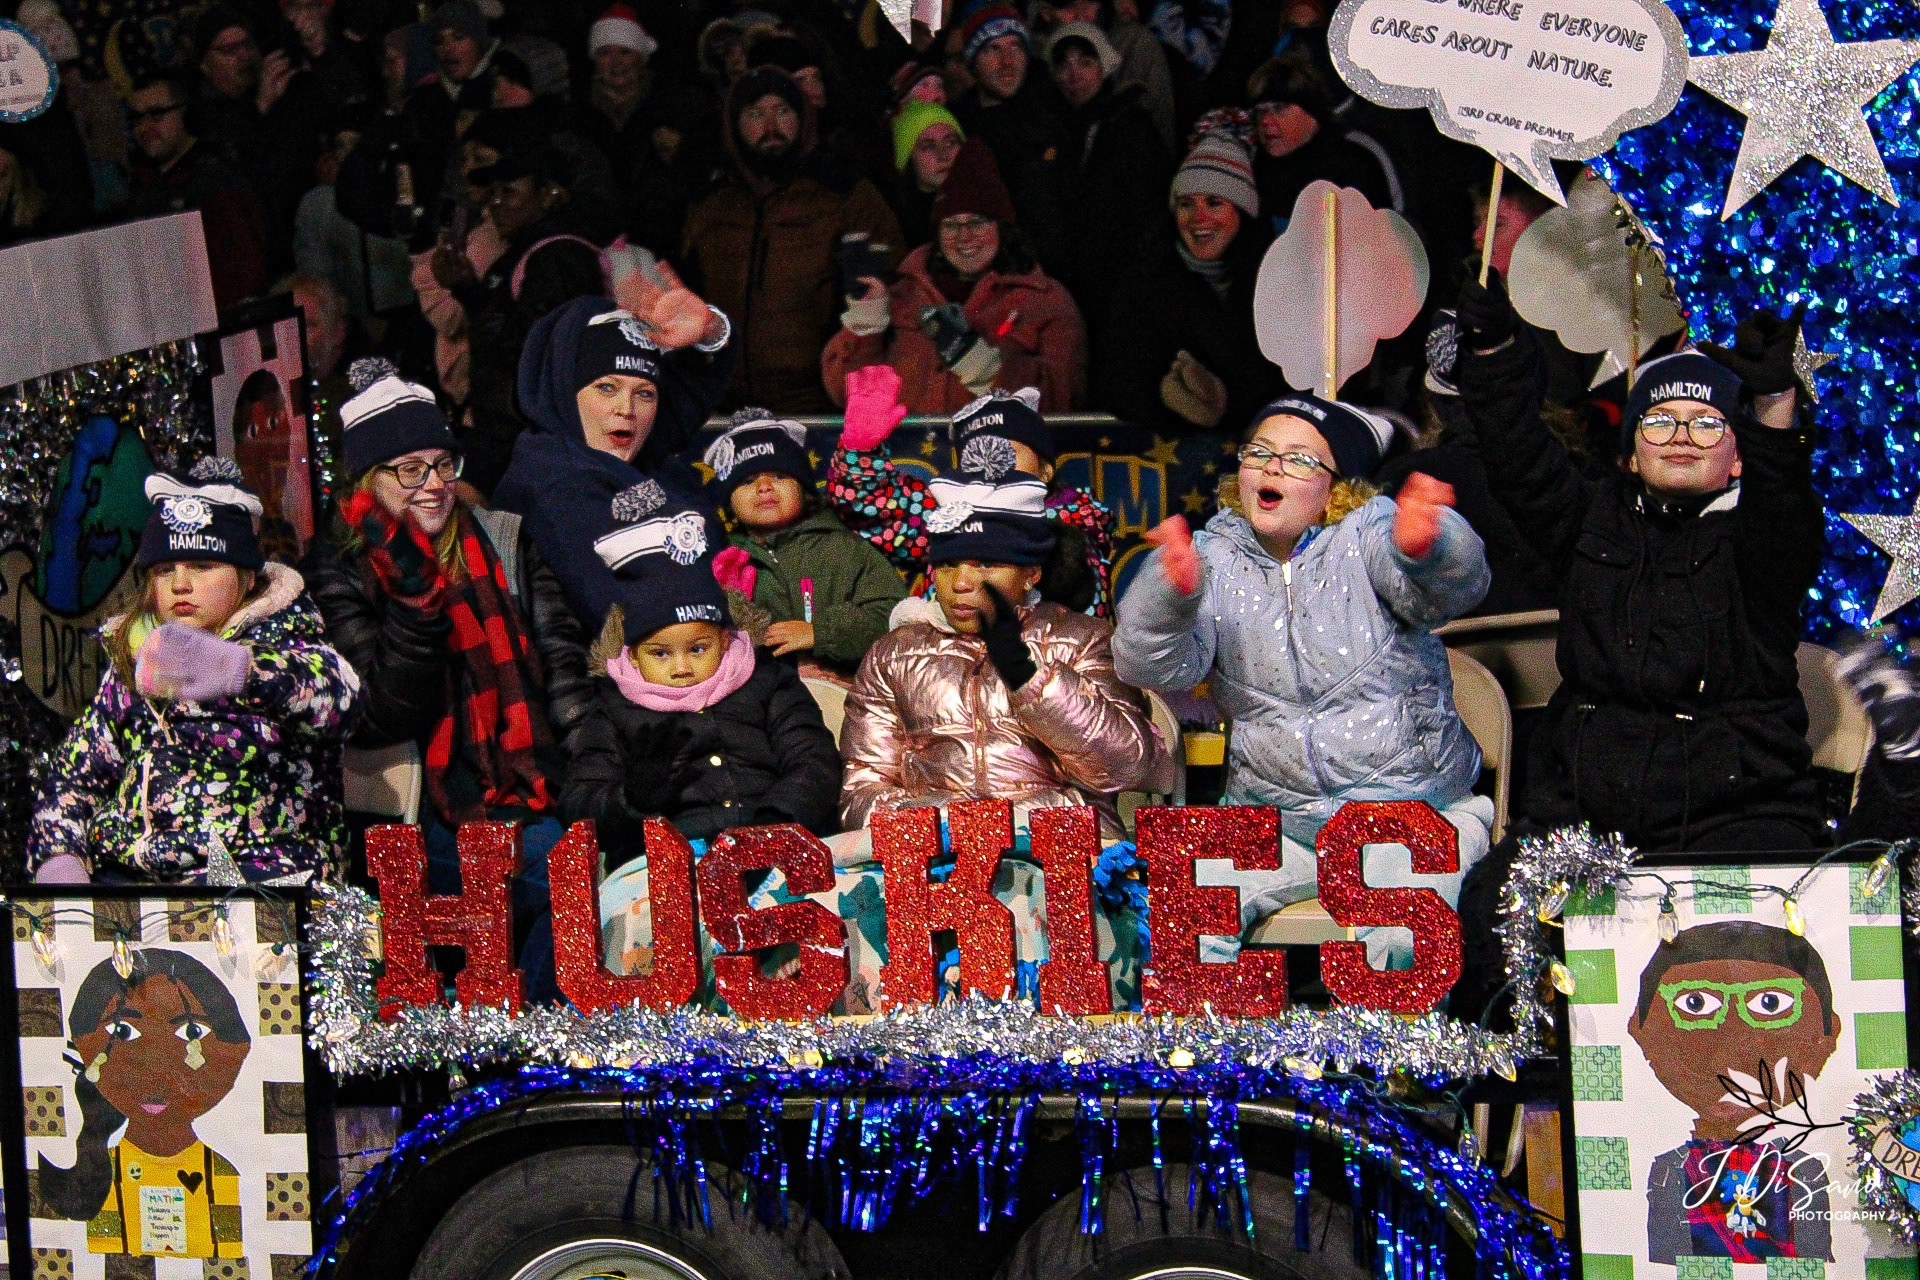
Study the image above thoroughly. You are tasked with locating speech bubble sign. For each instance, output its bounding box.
[1327,0,1687,202]
[0,20,58,124]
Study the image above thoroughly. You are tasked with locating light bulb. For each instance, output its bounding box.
[1784,897,1805,937]
[111,938,134,980]
[1864,855,1894,901]
[1550,961,1577,996]
[1658,895,1680,945]
[1538,882,1571,922]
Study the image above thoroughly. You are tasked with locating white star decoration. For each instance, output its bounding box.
[1844,497,1920,622]
[1687,0,1920,218]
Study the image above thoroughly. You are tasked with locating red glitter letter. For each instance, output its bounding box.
[366,821,523,1015]
[698,824,848,1020]
[548,819,699,1013]
[1029,805,1111,1015]
[873,799,1016,1008]
[1316,800,1463,1014]
[1137,806,1287,1015]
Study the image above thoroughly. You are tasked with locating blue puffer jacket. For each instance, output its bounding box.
[1113,498,1490,839]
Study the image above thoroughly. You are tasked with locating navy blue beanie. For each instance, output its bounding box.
[1621,351,1745,455]
[595,480,730,643]
[574,306,664,390]
[137,458,265,572]
[340,359,459,478]
[949,388,1054,464]
[1251,393,1395,480]
[924,464,1056,566]
[703,409,814,506]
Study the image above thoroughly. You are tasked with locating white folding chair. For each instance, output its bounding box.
[343,741,422,825]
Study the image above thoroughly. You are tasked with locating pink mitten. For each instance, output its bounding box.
[136,623,252,702]
[711,546,757,597]
[34,853,90,884]
[1144,516,1201,597]
[841,365,908,451]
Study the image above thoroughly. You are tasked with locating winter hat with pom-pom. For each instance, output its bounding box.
[1171,109,1258,218]
[594,481,729,643]
[949,387,1052,464]
[138,457,266,572]
[923,451,1056,566]
[703,408,813,506]
[339,358,459,478]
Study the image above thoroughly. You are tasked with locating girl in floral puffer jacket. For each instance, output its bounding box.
[29,461,360,885]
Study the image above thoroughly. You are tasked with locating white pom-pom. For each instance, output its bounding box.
[960,434,1018,481]
[728,407,774,428]
[187,455,246,485]
[347,356,400,393]
[610,479,668,523]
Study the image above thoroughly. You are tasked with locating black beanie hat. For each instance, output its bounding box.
[138,457,265,572]
[949,387,1053,465]
[703,409,814,506]
[924,461,1057,566]
[731,65,807,130]
[1620,351,1745,455]
[595,481,729,644]
[574,307,664,390]
[1251,393,1395,480]
[339,358,460,478]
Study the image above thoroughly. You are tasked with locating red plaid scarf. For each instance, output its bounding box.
[425,511,554,823]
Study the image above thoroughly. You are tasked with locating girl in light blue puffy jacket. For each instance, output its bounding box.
[1112,393,1491,966]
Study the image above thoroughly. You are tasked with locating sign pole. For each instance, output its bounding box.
[1322,186,1339,398]
[1479,161,1505,287]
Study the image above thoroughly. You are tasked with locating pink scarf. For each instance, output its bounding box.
[608,630,757,711]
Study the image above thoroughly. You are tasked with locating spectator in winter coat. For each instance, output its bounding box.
[301,365,593,1000]
[948,5,1075,280]
[1453,282,1828,853]
[494,292,736,633]
[31,460,359,886]
[888,98,964,248]
[682,66,904,413]
[562,484,844,853]
[398,0,498,221]
[824,139,1085,413]
[1093,124,1282,434]
[829,373,1118,617]
[705,411,906,675]
[1246,53,1402,227]
[840,462,1167,840]
[1046,23,1174,337]
[126,75,271,308]
[1113,395,1491,965]
[1034,0,1176,148]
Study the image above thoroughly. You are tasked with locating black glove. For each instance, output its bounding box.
[979,582,1038,691]
[349,494,441,600]
[1455,270,1517,351]
[622,722,703,811]
[918,303,982,369]
[1836,633,1920,761]
[1698,301,1807,397]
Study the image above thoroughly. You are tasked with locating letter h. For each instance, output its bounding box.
[366,821,525,1015]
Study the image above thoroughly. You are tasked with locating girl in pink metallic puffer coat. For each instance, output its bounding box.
[838,461,1169,841]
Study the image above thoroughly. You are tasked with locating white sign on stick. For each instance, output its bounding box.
[1328,0,1687,202]
[0,19,57,122]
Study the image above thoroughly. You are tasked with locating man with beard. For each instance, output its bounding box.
[682,66,903,413]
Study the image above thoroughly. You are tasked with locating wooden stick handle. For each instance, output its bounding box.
[1322,186,1338,399]
[1479,161,1505,287]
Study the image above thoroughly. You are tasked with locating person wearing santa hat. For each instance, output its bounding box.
[577,4,660,165]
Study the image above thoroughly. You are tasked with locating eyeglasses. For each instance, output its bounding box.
[1657,976,1806,1031]
[941,215,995,235]
[377,455,463,489]
[1237,444,1333,480]
[129,101,184,122]
[1638,412,1730,448]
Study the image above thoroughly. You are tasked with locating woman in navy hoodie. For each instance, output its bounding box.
[494,282,736,632]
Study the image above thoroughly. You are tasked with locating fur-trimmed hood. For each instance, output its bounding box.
[104,561,310,684]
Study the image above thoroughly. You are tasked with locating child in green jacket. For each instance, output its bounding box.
[705,410,907,674]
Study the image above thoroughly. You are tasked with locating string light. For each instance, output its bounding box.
[1658,891,1680,945]
[1784,896,1806,937]
[1549,961,1576,997]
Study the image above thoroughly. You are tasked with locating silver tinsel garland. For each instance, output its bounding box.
[1849,1071,1920,1243]
[307,823,1640,1082]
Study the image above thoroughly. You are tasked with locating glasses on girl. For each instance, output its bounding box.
[379,455,464,489]
[1638,413,1730,448]
[1238,445,1333,480]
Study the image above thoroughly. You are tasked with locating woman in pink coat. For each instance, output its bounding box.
[822,140,1085,413]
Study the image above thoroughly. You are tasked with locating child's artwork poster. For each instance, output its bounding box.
[3,893,321,1279]
[1563,857,1918,1278]
[207,306,314,564]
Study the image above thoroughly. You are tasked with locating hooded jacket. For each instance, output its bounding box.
[563,642,843,847]
[28,563,360,883]
[1113,500,1488,837]
[821,243,1086,412]
[681,78,905,413]
[1457,335,1825,849]
[840,598,1168,839]
[731,507,908,670]
[493,295,736,630]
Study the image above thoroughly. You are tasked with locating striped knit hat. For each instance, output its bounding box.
[960,3,1029,63]
[1170,132,1257,219]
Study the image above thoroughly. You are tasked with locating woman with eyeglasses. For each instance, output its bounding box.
[301,360,594,1002]
[1112,394,1492,969]
[822,138,1085,413]
[1449,277,1827,860]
